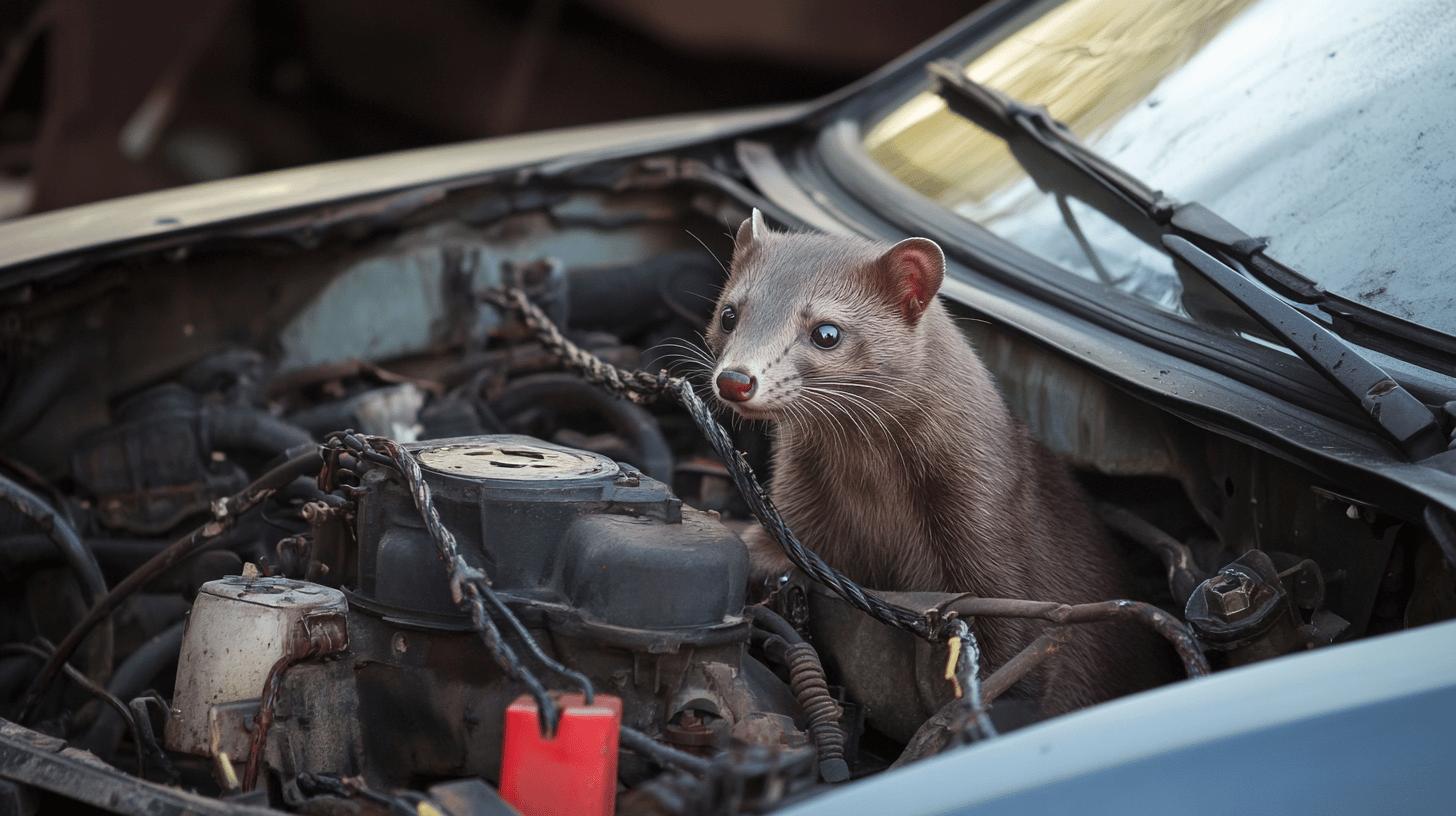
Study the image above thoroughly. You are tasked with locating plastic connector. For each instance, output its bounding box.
[499,693,622,816]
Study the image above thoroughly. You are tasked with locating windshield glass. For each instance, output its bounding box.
[865,0,1456,335]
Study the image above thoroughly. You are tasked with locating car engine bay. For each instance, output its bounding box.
[2,157,1453,815]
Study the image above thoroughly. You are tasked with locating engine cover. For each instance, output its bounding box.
[353,434,749,636]
[212,434,800,793]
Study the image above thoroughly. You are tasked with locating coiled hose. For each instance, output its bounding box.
[784,641,849,783]
[748,606,849,782]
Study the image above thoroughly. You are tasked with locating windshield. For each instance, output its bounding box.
[865,0,1456,335]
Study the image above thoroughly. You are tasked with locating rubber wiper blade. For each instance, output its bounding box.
[926,61,1456,375]
[1164,237,1445,459]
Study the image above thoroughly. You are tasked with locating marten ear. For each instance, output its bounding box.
[877,238,945,323]
[735,208,767,253]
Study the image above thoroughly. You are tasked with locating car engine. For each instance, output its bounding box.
[1,161,1451,815]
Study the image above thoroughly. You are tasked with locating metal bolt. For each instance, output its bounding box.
[1207,571,1252,618]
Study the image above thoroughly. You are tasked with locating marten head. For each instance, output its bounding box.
[704,209,946,430]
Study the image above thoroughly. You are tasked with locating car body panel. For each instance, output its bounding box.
[0,104,805,280]
[783,618,1456,816]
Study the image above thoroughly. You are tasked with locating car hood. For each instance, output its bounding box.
[0,103,806,282]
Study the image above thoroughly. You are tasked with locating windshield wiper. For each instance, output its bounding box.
[926,61,1456,374]
[927,61,1448,460]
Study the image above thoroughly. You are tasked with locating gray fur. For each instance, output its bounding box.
[705,218,1172,715]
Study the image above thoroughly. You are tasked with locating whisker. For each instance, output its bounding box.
[684,229,729,276]
[800,385,919,474]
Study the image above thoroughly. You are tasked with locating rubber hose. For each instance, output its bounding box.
[20,447,320,717]
[489,373,674,484]
[78,619,186,756]
[747,605,804,644]
[784,641,849,783]
[206,407,313,457]
[0,472,114,682]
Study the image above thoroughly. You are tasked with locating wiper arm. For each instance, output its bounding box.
[926,61,1456,376]
[1164,238,1445,459]
[927,61,1448,460]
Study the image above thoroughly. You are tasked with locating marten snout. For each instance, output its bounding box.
[715,368,757,402]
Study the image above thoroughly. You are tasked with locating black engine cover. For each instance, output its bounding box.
[352,434,748,634]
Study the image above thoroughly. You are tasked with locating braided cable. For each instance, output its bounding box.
[484,287,936,640]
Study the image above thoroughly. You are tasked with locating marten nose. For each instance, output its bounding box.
[715,369,757,402]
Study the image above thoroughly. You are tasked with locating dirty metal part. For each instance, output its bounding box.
[1185,550,1289,639]
[164,576,348,762]
[350,433,749,636]
[426,778,521,816]
[618,742,819,816]
[272,598,791,789]
[21,449,322,719]
[275,433,791,789]
[1185,550,1311,666]
[729,713,811,751]
[275,242,567,375]
[664,709,729,754]
[0,719,281,816]
[417,437,618,482]
[1096,502,1204,604]
[240,605,348,791]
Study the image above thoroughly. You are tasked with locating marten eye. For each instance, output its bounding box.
[810,323,841,349]
[720,306,738,333]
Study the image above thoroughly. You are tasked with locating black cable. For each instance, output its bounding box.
[1,642,145,775]
[479,589,595,705]
[620,725,711,774]
[0,471,114,683]
[747,605,804,644]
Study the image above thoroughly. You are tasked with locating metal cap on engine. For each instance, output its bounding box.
[418,439,618,482]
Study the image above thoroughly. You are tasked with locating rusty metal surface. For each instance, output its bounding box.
[0,718,283,815]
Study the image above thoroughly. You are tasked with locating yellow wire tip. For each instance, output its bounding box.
[216,751,240,790]
[944,636,964,699]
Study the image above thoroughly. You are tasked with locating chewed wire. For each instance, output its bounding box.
[947,619,997,741]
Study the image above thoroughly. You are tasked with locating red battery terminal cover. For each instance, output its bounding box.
[499,692,623,816]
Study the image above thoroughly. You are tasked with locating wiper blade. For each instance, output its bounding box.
[926,61,1456,376]
[927,61,1448,460]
